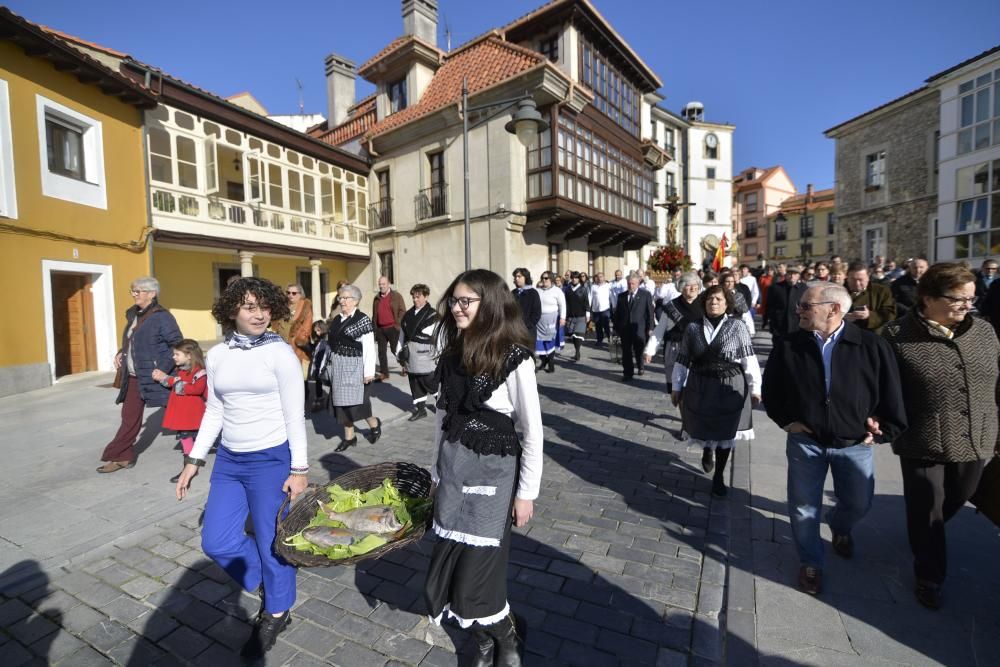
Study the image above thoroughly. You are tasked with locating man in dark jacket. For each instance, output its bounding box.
[511,268,541,349]
[982,277,1000,339]
[765,268,807,339]
[890,257,928,317]
[613,273,655,380]
[975,258,998,308]
[845,262,897,334]
[763,282,906,596]
[100,277,182,473]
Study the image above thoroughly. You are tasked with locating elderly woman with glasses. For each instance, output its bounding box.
[280,284,312,380]
[644,271,704,394]
[534,271,566,373]
[326,284,380,451]
[671,285,761,496]
[99,276,182,473]
[882,263,1000,610]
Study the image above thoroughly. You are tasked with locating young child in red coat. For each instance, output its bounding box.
[152,339,207,483]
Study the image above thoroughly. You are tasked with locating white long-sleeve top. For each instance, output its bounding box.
[644,311,681,357]
[740,275,760,307]
[190,340,308,469]
[590,282,612,312]
[433,357,544,501]
[537,286,566,319]
[670,319,762,395]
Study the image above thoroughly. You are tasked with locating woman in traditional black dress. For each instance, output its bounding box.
[326,284,381,451]
[424,269,543,667]
[671,285,761,496]
[644,271,703,394]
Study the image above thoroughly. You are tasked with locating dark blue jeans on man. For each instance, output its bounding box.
[786,432,874,569]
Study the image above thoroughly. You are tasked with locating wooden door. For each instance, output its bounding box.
[51,272,98,377]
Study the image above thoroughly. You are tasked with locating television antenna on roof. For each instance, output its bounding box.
[295,78,304,114]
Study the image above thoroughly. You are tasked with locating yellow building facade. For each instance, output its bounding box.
[767,186,837,263]
[0,14,158,397]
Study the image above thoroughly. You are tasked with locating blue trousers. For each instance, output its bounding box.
[786,433,874,569]
[202,443,295,614]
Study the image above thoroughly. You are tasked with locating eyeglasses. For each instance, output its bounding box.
[796,301,835,311]
[541,276,552,281]
[130,289,151,295]
[339,295,356,301]
[448,296,482,311]
[286,291,299,295]
[937,294,975,307]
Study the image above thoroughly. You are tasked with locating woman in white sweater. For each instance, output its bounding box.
[175,277,308,659]
[534,271,566,373]
[426,269,543,666]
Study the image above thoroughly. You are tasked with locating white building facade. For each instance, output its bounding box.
[681,103,734,268]
[928,46,1000,263]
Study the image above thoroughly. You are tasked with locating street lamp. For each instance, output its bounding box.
[462,77,549,271]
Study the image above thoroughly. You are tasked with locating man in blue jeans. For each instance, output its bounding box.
[763,283,906,595]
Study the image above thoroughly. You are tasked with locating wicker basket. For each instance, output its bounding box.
[274,461,433,568]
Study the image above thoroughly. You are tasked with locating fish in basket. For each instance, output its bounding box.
[275,461,433,567]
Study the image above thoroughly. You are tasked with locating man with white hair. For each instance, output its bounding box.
[763,282,907,596]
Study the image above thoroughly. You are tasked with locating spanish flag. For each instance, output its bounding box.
[711,233,728,272]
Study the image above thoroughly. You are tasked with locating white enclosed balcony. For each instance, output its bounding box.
[145,104,371,256]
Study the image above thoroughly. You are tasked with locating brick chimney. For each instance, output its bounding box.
[325,54,356,128]
[806,183,814,203]
[402,0,438,46]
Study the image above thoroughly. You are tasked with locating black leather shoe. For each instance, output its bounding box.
[366,418,382,443]
[484,612,523,667]
[335,436,357,452]
[832,533,854,559]
[915,580,941,610]
[798,566,822,595]
[701,448,715,473]
[711,476,728,497]
[408,406,427,422]
[240,610,290,659]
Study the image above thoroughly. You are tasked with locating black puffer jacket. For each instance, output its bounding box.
[882,311,1000,462]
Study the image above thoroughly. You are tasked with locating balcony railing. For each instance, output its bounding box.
[370,198,393,229]
[150,187,369,246]
[416,184,448,220]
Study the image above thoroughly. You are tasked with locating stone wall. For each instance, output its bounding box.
[832,90,939,262]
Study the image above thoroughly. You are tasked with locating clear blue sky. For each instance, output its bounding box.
[11,0,1000,192]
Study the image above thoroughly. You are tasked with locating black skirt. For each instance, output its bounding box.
[332,383,373,425]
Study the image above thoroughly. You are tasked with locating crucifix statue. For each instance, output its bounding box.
[655,194,695,246]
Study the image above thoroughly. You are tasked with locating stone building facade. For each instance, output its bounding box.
[825,89,939,264]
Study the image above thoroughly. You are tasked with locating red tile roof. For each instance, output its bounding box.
[316,96,377,145]
[361,32,555,140]
[770,188,836,216]
[37,23,129,58]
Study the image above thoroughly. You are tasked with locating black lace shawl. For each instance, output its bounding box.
[663,296,703,342]
[435,344,532,457]
[328,310,374,357]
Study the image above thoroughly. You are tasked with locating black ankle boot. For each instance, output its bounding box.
[408,405,427,422]
[484,612,523,667]
[469,625,495,667]
[241,610,290,659]
[545,355,555,373]
[573,339,581,361]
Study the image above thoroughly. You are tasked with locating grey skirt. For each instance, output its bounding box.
[565,316,587,336]
[681,370,752,441]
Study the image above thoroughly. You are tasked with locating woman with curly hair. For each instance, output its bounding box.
[424,269,543,666]
[671,285,761,496]
[174,277,307,659]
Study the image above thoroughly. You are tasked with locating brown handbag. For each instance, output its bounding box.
[112,306,161,389]
[970,456,1000,528]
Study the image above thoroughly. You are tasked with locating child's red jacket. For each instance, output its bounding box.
[162,367,207,431]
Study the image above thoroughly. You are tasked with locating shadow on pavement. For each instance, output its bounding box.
[133,407,166,458]
[0,561,62,664]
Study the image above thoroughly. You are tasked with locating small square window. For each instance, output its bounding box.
[706,167,716,180]
[707,209,716,222]
[46,117,85,181]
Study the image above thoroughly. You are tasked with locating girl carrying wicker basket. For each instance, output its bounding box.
[425,269,543,666]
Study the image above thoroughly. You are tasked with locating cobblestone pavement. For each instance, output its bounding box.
[0,343,728,666]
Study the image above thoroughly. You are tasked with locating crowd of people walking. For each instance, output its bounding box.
[93,247,999,661]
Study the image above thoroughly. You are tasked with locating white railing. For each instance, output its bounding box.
[150,187,370,246]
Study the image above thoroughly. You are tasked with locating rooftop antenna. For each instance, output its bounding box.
[295,78,304,114]
[443,14,452,52]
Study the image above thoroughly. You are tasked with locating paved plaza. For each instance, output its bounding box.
[0,336,998,666]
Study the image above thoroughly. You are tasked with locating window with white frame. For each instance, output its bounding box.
[957,69,999,155]
[0,78,16,219]
[744,192,758,212]
[388,78,407,114]
[865,150,885,188]
[951,160,1000,258]
[862,223,887,264]
[539,34,559,62]
[35,95,106,209]
[774,245,786,257]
